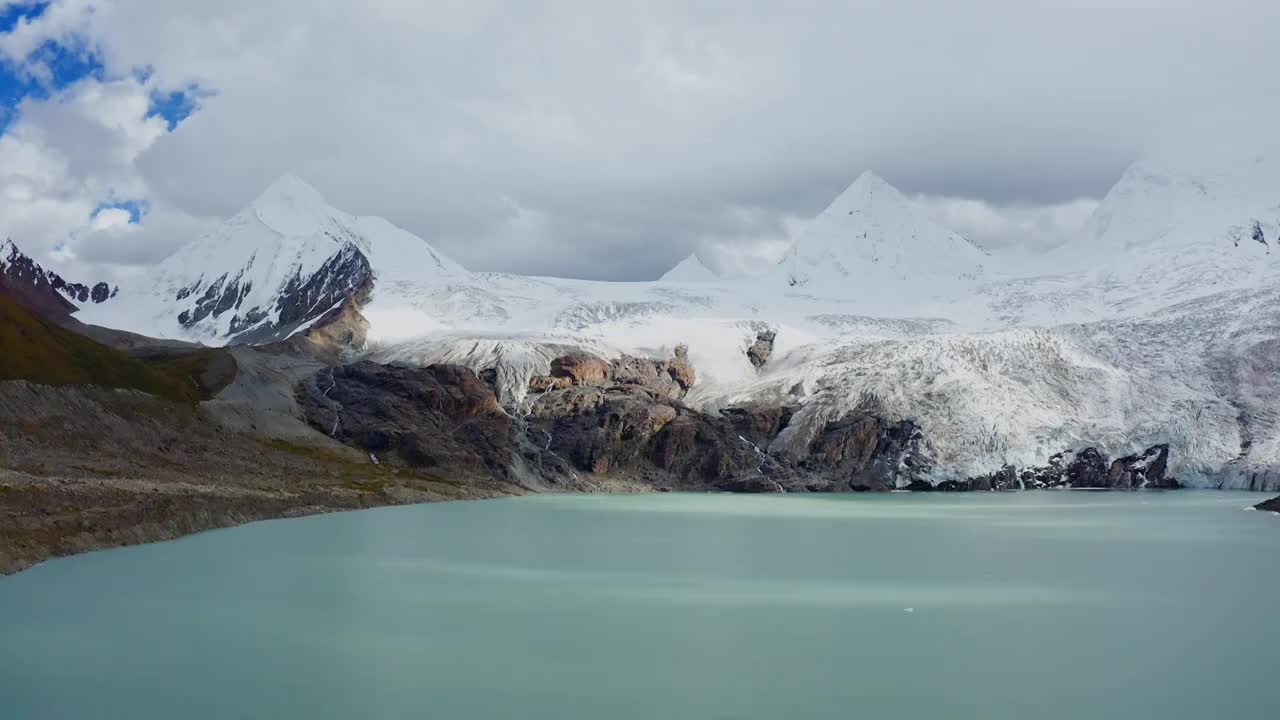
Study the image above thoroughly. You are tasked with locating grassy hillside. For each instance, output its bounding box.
[0,295,232,403]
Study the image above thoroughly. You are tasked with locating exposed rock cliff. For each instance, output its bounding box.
[0,239,116,320]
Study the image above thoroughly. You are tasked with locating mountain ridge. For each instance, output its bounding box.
[29,160,1280,490]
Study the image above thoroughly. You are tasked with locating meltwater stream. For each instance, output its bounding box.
[3,492,1278,719]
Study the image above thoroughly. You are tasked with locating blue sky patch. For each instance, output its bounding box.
[1,32,105,133]
[147,85,208,130]
[27,38,105,89]
[92,198,149,224]
[0,1,50,34]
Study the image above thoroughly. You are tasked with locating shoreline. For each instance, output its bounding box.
[4,475,1275,577]
[0,468,525,576]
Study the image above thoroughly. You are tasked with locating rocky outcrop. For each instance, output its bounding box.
[298,362,513,478]
[274,293,370,363]
[550,355,610,385]
[297,351,797,492]
[521,352,780,489]
[529,347,696,401]
[800,415,929,491]
[0,239,117,320]
[1019,445,1178,489]
[297,352,1185,496]
[962,464,1022,491]
[608,346,696,399]
[1106,445,1176,488]
[747,330,776,369]
[721,405,795,448]
[175,241,374,345]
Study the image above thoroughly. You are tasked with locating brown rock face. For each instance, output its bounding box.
[279,293,370,363]
[610,354,694,399]
[529,375,572,393]
[550,355,610,386]
[531,348,696,400]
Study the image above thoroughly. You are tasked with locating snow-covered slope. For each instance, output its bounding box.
[65,161,1280,490]
[1072,153,1277,259]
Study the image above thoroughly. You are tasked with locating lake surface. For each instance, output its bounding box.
[3,492,1279,719]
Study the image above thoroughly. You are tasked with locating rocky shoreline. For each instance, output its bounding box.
[0,375,523,576]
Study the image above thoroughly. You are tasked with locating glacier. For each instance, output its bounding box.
[73,156,1280,490]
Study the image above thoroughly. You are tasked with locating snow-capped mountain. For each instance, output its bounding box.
[81,175,466,344]
[1072,153,1277,258]
[62,160,1280,490]
[776,171,988,294]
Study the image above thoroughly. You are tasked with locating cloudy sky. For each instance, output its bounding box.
[1,1,1277,282]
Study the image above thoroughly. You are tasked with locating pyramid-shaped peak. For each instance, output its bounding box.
[781,169,986,290]
[660,252,718,283]
[828,170,911,211]
[253,173,329,212]
[248,174,342,238]
[849,169,895,191]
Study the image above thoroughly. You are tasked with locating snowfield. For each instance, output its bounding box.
[75,156,1280,489]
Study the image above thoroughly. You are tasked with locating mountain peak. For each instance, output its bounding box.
[781,169,985,290]
[249,174,338,238]
[827,170,910,215]
[660,253,718,283]
[849,169,894,192]
[1065,153,1280,261]
[253,173,329,212]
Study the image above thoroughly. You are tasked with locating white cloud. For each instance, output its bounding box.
[911,195,1100,253]
[4,1,1280,280]
[0,0,95,68]
[0,72,209,282]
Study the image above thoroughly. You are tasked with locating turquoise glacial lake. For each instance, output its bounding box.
[2,491,1279,719]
